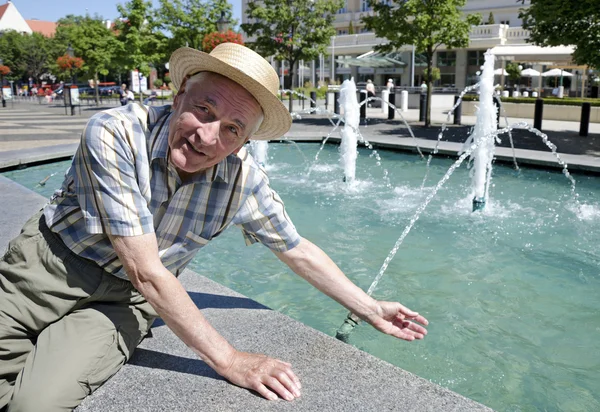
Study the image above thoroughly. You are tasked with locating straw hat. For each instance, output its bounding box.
[169,43,291,140]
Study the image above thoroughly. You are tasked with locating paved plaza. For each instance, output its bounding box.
[1,99,599,173]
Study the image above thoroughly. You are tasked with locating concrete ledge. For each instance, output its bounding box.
[0,143,78,171]
[0,176,492,412]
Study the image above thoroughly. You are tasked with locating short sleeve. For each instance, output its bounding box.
[73,114,154,236]
[232,168,300,252]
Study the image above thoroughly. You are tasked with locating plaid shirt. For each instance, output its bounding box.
[43,103,300,280]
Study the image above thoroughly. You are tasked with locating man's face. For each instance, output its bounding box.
[168,72,263,179]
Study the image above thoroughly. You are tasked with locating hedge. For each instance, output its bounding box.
[461,94,600,107]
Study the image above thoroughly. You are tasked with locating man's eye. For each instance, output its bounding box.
[228,126,238,135]
[194,106,209,113]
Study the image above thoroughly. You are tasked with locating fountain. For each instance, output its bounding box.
[5,51,598,412]
[338,79,360,183]
[249,140,269,167]
[463,51,498,212]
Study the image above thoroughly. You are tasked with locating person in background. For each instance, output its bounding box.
[420,80,428,94]
[118,83,128,106]
[386,78,394,92]
[126,88,135,102]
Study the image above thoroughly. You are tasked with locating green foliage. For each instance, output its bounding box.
[520,0,599,69]
[348,21,354,35]
[486,12,495,25]
[115,0,167,102]
[157,0,235,54]
[505,62,522,83]
[362,0,480,125]
[21,33,52,85]
[423,67,440,82]
[53,15,120,102]
[153,78,164,88]
[242,0,343,90]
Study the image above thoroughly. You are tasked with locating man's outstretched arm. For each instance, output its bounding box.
[274,237,428,341]
[109,232,302,401]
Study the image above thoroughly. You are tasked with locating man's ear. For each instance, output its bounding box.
[173,77,189,109]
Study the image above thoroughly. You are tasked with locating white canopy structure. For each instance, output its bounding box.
[493,68,508,76]
[520,68,541,77]
[541,68,573,77]
[489,45,575,64]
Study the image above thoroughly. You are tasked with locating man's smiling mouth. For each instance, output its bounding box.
[185,137,205,155]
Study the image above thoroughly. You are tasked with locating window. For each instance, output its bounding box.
[359,27,371,33]
[337,29,348,35]
[467,50,485,66]
[439,73,456,87]
[337,0,348,14]
[500,20,510,25]
[360,0,371,12]
[437,51,456,67]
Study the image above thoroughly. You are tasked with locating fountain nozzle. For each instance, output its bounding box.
[335,313,360,343]
[472,196,486,212]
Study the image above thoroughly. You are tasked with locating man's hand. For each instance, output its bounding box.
[221,351,301,401]
[276,238,429,342]
[365,301,428,341]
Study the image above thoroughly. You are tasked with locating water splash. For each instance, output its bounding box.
[249,140,269,167]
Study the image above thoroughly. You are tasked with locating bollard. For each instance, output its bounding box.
[359,90,367,121]
[334,92,340,115]
[580,102,591,137]
[388,92,395,120]
[534,98,544,131]
[492,96,501,128]
[310,91,317,109]
[400,90,408,112]
[419,93,427,122]
[453,95,462,125]
[381,89,389,114]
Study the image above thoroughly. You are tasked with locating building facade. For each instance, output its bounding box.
[240,0,574,91]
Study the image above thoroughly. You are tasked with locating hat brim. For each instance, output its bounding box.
[170,47,291,140]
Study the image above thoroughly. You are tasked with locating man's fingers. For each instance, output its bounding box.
[274,369,301,398]
[395,318,428,336]
[263,376,296,401]
[255,383,279,401]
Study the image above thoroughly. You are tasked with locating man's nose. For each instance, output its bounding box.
[197,120,220,146]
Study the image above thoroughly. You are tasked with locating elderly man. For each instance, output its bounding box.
[0,43,428,411]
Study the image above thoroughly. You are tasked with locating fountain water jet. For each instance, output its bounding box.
[339,79,360,183]
[463,51,497,212]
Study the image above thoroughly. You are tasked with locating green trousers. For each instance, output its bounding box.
[0,211,157,411]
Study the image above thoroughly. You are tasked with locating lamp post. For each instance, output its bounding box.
[216,11,230,33]
[0,58,5,108]
[66,44,75,85]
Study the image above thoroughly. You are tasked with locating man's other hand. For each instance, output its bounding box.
[221,351,301,401]
[367,301,429,341]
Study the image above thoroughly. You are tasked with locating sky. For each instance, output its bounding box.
[10,0,243,27]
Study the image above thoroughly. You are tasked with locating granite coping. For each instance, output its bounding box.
[0,176,492,411]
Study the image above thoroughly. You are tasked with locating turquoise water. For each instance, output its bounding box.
[4,144,600,412]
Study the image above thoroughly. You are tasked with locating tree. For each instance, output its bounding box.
[0,30,27,82]
[362,0,481,126]
[54,15,120,105]
[242,0,344,112]
[486,12,495,25]
[157,0,235,54]
[201,30,244,53]
[505,62,521,87]
[348,21,354,35]
[115,0,166,103]
[21,33,52,88]
[520,0,599,69]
